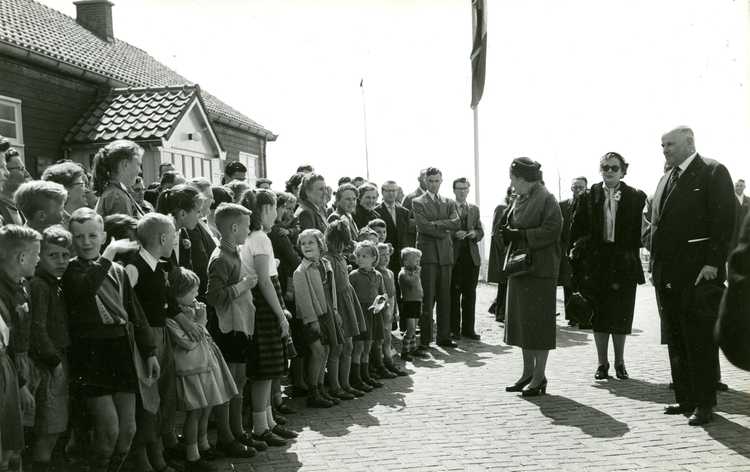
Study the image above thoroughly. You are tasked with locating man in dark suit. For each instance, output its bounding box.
[376,180,409,272]
[401,169,427,248]
[560,177,588,326]
[449,178,484,340]
[412,167,460,349]
[650,126,735,426]
[730,179,750,251]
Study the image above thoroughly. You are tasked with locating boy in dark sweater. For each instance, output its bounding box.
[29,225,72,472]
[63,207,159,472]
[124,213,185,471]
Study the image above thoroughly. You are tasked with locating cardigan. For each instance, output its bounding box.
[293,258,338,325]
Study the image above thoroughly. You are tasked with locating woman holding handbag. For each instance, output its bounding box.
[569,152,646,380]
[502,157,563,397]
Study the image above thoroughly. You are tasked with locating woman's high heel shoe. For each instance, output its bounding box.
[521,378,547,397]
[505,376,532,392]
[595,363,610,380]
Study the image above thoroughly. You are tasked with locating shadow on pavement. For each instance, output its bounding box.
[425,341,512,368]
[592,377,673,405]
[285,373,414,438]
[522,394,630,438]
[556,325,593,348]
[703,414,750,460]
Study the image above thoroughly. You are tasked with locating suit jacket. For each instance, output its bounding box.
[650,154,735,291]
[487,203,507,283]
[730,195,750,251]
[401,187,424,248]
[451,201,484,266]
[375,202,409,251]
[412,193,460,265]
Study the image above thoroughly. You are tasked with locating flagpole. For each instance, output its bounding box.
[360,78,371,181]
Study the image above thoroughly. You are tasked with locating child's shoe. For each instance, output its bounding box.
[253,429,287,447]
[350,363,373,392]
[272,424,299,439]
[361,363,383,388]
[306,386,334,408]
[318,384,340,404]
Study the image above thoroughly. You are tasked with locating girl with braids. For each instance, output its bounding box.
[324,219,368,397]
[238,190,298,447]
[91,140,145,219]
[156,184,205,271]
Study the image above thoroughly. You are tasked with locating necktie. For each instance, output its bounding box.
[660,168,681,211]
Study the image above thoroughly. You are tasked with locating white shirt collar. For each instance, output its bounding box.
[426,191,438,201]
[677,152,698,173]
[139,247,161,272]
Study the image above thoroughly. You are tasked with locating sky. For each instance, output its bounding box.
[41,0,750,219]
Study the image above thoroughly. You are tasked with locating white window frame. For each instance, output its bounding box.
[238,151,258,185]
[0,95,24,161]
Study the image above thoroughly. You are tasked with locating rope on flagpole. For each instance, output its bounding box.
[360,78,370,181]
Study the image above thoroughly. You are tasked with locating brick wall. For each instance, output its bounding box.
[212,122,267,177]
[0,55,101,177]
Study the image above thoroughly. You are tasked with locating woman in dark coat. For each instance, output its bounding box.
[294,173,329,233]
[502,158,562,397]
[353,183,380,230]
[487,187,513,321]
[570,152,646,380]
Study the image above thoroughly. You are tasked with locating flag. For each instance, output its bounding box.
[470,0,487,108]
[360,78,363,88]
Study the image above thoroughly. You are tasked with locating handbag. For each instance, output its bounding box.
[502,240,532,277]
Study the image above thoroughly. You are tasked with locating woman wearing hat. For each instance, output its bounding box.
[502,157,562,396]
[569,152,646,380]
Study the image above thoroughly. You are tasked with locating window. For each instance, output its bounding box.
[238,151,258,185]
[0,96,24,159]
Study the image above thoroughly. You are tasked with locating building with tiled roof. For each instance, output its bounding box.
[0,0,276,184]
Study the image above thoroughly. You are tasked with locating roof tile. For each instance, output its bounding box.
[65,85,200,144]
[0,0,275,139]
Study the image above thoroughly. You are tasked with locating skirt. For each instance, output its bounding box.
[70,334,138,397]
[336,285,366,338]
[176,339,239,411]
[504,276,557,350]
[34,357,70,435]
[0,352,24,451]
[246,287,288,380]
[592,281,637,334]
[318,312,344,347]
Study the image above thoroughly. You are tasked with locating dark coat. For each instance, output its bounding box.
[570,182,647,288]
[650,155,735,344]
[0,194,25,226]
[717,211,750,371]
[353,204,380,231]
[507,184,562,279]
[375,202,410,269]
[558,198,574,286]
[295,199,328,233]
[487,203,507,283]
[650,155,735,290]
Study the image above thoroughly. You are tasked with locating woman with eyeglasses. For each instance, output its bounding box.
[569,152,647,380]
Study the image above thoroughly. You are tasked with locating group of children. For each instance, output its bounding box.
[0,173,428,472]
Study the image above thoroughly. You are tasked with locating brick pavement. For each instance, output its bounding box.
[214,283,750,472]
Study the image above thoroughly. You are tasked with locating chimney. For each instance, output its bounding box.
[74,0,115,42]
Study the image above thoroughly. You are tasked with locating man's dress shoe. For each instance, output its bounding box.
[688,407,713,426]
[664,404,694,415]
